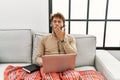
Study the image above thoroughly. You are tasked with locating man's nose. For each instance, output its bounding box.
[55,22,59,26]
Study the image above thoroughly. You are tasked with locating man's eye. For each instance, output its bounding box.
[58,21,61,23]
[53,21,56,23]
[53,20,62,24]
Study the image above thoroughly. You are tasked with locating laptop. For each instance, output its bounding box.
[42,53,76,73]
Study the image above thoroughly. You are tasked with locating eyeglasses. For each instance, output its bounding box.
[52,20,63,24]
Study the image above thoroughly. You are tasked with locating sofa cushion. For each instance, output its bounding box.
[32,33,48,64]
[32,34,96,67]
[71,34,96,67]
[75,66,96,71]
[0,29,32,63]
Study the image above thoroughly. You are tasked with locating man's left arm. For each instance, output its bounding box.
[61,36,77,54]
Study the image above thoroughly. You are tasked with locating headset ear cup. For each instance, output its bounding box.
[50,23,52,27]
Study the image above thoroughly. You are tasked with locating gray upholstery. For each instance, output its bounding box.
[1,30,120,80]
[71,34,96,67]
[95,50,120,80]
[32,33,96,67]
[0,29,32,63]
[32,33,47,64]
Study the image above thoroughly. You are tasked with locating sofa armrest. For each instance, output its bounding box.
[95,50,120,80]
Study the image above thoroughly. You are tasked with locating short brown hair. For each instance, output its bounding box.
[50,12,65,23]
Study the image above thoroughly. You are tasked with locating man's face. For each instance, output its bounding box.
[52,17,64,30]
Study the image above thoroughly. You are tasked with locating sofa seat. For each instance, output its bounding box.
[75,66,96,71]
[0,63,30,80]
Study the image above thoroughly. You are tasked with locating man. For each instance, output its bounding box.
[35,12,77,66]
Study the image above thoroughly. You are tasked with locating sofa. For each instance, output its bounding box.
[0,29,120,80]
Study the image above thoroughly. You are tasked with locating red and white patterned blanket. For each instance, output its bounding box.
[4,65,106,80]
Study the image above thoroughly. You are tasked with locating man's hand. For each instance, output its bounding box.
[54,27,66,41]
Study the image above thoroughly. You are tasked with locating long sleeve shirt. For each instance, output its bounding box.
[35,33,77,66]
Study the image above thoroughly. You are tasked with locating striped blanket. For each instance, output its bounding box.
[4,65,41,80]
[4,65,106,80]
[79,70,106,80]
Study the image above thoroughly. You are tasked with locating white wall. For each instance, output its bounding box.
[0,0,49,33]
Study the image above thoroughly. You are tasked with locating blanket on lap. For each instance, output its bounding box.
[79,70,106,80]
[40,67,61,80]
[4,65,106,80]
[4,65,41,80]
